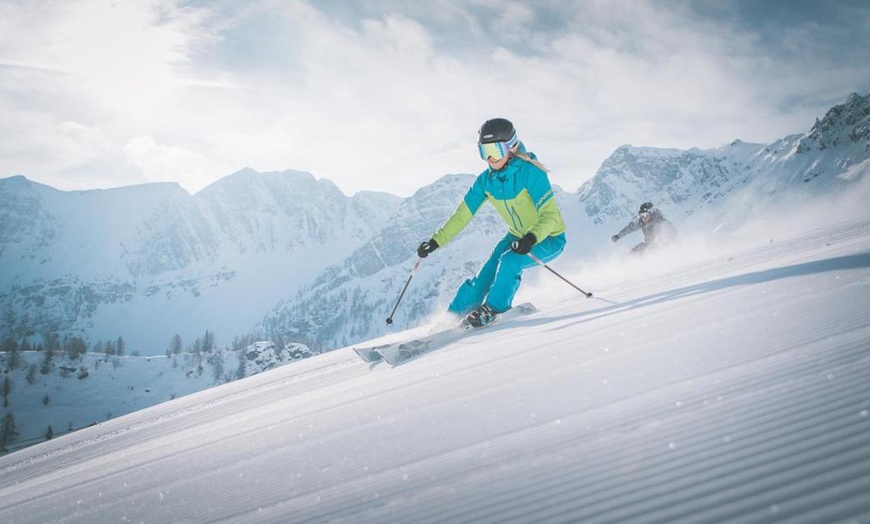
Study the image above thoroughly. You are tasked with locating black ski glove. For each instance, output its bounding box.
[511,233,536,255]
[611,234,620,243]
[417,239,439,258]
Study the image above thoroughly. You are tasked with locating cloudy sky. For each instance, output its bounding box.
[1,0,869,197]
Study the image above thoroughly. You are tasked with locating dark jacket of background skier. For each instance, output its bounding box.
[613,208,677,254]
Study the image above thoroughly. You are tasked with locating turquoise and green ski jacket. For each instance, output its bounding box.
[431,146,567,248]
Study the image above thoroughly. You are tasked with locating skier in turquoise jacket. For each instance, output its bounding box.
[416,118,567,327]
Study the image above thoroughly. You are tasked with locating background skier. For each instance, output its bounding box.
[416,118,567,327]
[611,202,677,255]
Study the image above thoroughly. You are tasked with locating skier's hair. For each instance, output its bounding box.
[512,142,549,172]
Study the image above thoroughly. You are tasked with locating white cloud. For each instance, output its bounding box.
[1,0,212,112]
[0,0,217,188]
[123,135,217,188]
[1,0,868,196]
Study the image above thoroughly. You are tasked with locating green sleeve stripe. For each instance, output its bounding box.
[432,201,474,246]
[528,197,562,241]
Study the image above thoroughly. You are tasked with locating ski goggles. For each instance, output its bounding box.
[478,141,511,161]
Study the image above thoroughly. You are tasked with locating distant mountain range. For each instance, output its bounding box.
[0,169,400,351]
[2,90,868,356]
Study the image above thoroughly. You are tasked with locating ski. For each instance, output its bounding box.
[353,345,384,363]
[370,302,537,366]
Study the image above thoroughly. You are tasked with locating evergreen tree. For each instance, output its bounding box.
[1,305,14,336]
[44,333,61,354]
[236,350,247,380]
[116,336,126,357]
[40,347,53,375]
[25,363,37,385]
[64,336,88,360]
[210,348,224,383]
[0,413,18,451]
[1,338,20,370]
[1,337,18,352]
[45,425,54,441]
[273,333,286,355]
[169,334,183,356]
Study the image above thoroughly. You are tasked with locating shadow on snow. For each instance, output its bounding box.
[538,252,870,330]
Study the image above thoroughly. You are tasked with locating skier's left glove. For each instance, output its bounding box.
[511,233,536,255]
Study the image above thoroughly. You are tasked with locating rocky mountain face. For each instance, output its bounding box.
[799,91,870,155]
[576,89,870,235]
[576,141,759,225]
[0,170,401,351]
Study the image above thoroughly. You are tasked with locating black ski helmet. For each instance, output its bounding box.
[639,202,654,214]
[478,118,517,145]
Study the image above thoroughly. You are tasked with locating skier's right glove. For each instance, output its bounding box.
[611,235,620,243]
[417,239,439,258]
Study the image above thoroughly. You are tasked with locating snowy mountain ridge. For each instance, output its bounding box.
[578,89,870,234]
[0,169,402,350]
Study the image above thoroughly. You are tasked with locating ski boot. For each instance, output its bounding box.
[464,303,498,328]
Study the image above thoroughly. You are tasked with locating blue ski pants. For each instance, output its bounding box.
[447,232,566,315]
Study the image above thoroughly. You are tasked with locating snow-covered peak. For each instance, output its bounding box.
[0,175,191,281]
[0,168,402,353]
[577,91,870,235]
[798,90,870,153]
[197,168,337,201]
[576,142,759,227]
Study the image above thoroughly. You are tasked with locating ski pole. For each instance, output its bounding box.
[386,257,422,324]
[527,253,593,298]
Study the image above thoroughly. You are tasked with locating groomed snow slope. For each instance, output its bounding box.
[1,218,870,523]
